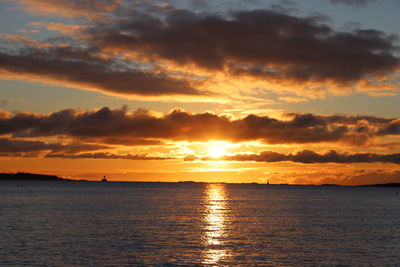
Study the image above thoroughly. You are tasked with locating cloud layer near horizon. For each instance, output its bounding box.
[0,137,107,157]
[185,149,400,164]
[0,107,398,146]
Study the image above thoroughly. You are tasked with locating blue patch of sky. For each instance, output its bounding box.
[0,2,87,42]
[0,79,224,114]
[0,2,35,35]
[274,92,400,117]
[0,80,104,113]
[295,0,400,37]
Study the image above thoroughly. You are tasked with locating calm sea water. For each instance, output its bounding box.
[1,181,400,266]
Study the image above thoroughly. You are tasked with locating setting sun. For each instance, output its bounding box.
[209,146,226,158]
[1,0,400,265]
[206,142,233,159]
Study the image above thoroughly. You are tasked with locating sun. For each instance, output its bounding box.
[208,146,226,159]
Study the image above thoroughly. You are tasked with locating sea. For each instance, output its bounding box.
[1,181,400,266]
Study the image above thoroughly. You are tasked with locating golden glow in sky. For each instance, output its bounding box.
[208,143,229,159]
[208,146,226,159]
[0,0,399,185]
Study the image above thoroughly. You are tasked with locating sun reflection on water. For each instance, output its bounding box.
[203,183,229,265]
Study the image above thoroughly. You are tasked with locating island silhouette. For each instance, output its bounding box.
[0,172,90,182]
[1,172,400,187]
[0,172,68,181]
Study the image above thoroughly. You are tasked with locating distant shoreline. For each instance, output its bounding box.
[1,172,399,187]
[0,172,86,182]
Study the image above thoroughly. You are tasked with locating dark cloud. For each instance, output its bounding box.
[92,9,399,85]
[330,0,376,7]
[0,107,396,145]
[321,170,400,186]
[81,137,164,146]
[289,150,400,164]
[305,114,392,125]
[378,119,400,135]
[46,152,172,160]
[0,137,107,156]
[187,149,400,164]
[0,47,203,97]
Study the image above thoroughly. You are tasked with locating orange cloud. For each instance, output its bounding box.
[0,107,397,146]
[13,0,121,19]
[28,22,89,35]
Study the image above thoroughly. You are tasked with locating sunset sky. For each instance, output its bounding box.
[0,0,399,185]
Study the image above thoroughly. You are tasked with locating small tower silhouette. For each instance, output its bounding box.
[101,175,108,182]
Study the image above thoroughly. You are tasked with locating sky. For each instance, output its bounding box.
[0,0,399,185]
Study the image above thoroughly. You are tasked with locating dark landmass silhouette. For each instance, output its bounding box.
[0,172,72,181]
[361,183,400,187]
[0,172,399,187]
